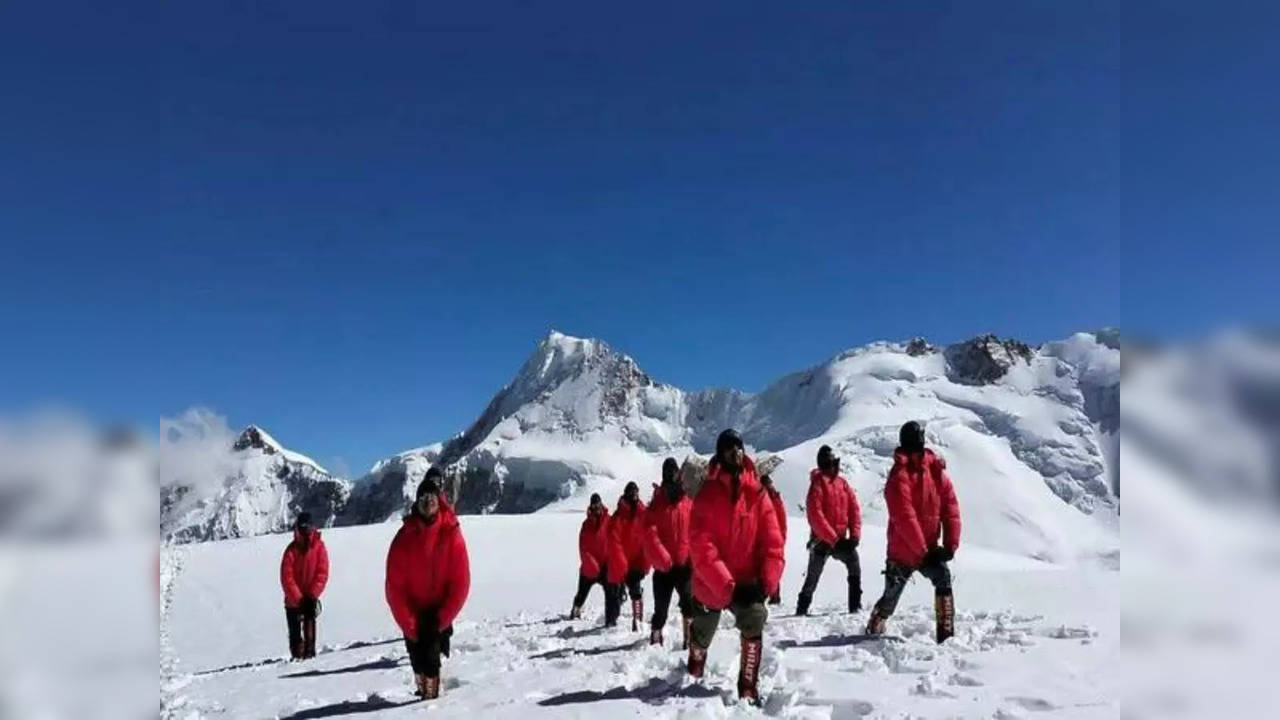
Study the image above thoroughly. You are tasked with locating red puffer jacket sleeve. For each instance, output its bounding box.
[643,496,674,573]
[308,541,330,598]
[690,479,734,610]
[846,484,862,541]
[280,545,303,607]
[435,526,471,630]
[754,490,786,596]
[384,525,417,639]
[887,464,928,567]
[606,518,628,585]
[936,457,961,555]
[806,476,838,546]
[578,518,602,579]
[770,490,787,541]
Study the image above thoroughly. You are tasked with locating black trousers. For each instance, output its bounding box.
[798,540,861,598]
[622,570,644,601]
[573,573,621,624]
[285,604,317,658]
[650,564,693,631]
[873,560,952,617]
[404,612,453,676]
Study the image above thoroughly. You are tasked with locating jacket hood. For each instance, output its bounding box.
[892,447,938,468]
[293,526,321,544]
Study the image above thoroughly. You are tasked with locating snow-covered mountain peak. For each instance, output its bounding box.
[233,425,327,473]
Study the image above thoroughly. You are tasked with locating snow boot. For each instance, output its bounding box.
[422,675,441,700]
[569,604,583,620]
[413,674,427,698]
[631,598,643,632]
[935,589,954,644]
[681,615,691,650]
[795,591,812,617]
[865,608,888,636]
[847,579,862,614]
[687,644,708,678]
[737,636,763,706]
[650,627,663,646]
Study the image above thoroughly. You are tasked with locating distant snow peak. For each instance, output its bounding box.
[162,422,349,543]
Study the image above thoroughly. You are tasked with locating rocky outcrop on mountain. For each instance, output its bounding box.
[945,334,1035,385]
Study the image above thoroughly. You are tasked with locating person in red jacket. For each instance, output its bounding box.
[760,474,786,605]
[644,458,693,647]
[688,429,785,705]
[281,512,329,660]
[609,481,651,631]
[795,445,863,616]
[571,493,621,626]
[385,469,471,699]
[866,422,961,644]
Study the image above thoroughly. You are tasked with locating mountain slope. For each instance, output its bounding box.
[350,330,1119,562]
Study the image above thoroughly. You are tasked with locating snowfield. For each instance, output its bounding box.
[165,513,1117,719]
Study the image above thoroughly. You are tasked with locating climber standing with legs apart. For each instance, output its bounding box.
[385,468,472,700]
[571,493,621,626]
[795,445,863,615]
[866,422,961,644]
[688,429,785,706]
[281,512,329,660]
[760,474,787,605]
[644,458,694,647]
[609,481,651,631]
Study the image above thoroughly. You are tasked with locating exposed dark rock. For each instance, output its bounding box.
[944,335,1034,385]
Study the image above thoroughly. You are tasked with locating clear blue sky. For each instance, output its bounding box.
[1,2,1274,474]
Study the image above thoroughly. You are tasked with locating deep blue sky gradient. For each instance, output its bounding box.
[1,2,1274,473]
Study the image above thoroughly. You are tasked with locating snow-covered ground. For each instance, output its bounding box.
[165,514,1117,719]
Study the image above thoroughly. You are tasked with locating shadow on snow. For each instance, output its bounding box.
[538,677,721,707]
[776,634,902,649]
[530,639,644,660]
[277,696,418,719]
[281,657,402,679]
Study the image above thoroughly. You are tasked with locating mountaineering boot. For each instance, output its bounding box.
[737,636,763,706]
[865,608,888,636]
[414,674,427,698]
[687,644,708,678]
[650,627,663,646]
[569,604,583,620]
[847,578,862,614]
[935,589,955,644]
[795,591,812,617]
[631,598,643,632]
[681,615,691,650]
[422,675,441,700]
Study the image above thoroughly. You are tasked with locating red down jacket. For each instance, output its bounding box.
[885,448,961,568]
[764,486,787,541]
[608,498,650,583]
[578,508,612,579]
[806,469,861,546]
[691,456,785,609]
[385,498,471,641]
[280,527,330,608]
[644,485,692,572]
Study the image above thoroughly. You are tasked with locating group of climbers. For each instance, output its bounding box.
[276,421,960,706]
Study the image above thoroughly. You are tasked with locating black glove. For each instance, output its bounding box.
[731,582,765,606]
[811,539,833,555]
[922,547,953,568]
[833,538,855,555]
[300,596,317,615]
[440,625,453,657]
